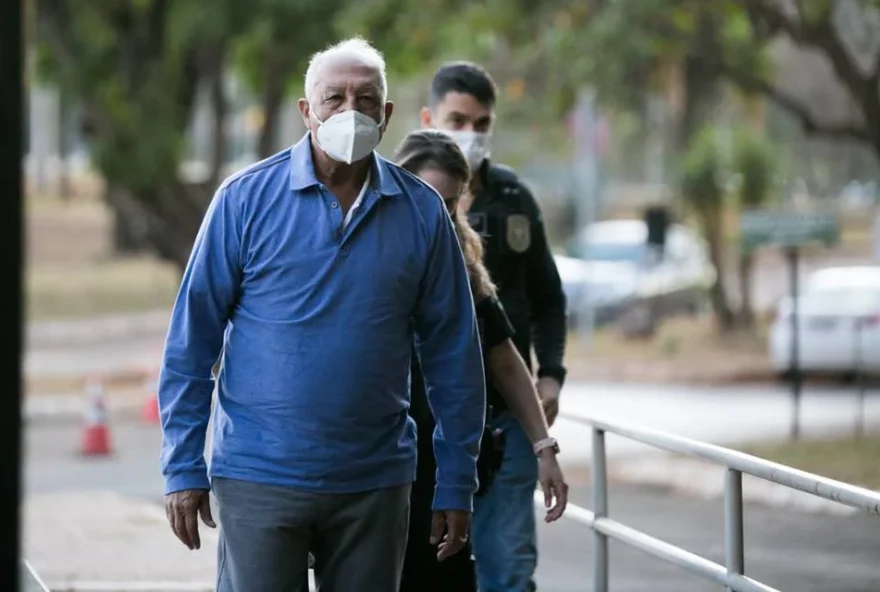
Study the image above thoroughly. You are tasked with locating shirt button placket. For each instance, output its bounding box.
[322,187,343,244]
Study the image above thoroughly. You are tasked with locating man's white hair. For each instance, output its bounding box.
[304,37,388,104]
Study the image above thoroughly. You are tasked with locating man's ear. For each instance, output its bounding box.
[419,106,433,129]
[297,98,311,128]
[382,101,395,131]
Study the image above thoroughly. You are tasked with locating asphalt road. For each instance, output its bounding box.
[538,483,880,592]
[23,412,880,591]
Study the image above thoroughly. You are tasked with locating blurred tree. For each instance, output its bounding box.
[342,0,880,165]
[234,0,348,159]
[33,0,362,268]
[727,0,880,160]
[731,127,777,328]
[35,0,255,265]
[565,0,880,161]
[339,0,577,117]
[338,0,473,77]
[680,127,736,330]
[543,0,768,148]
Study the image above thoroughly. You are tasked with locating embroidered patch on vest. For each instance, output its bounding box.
[505,214,531,253]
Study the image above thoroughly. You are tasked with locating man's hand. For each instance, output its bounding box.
[537,377,561,427]
[165,489,216,550]
[429,510,471,561]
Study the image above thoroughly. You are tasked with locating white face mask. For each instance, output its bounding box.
[311,108,384,164]
[442,129,491,171]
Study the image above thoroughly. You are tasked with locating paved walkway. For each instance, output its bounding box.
[24,490,218,587]
[23,484,880,592]
[23,419,880,591]
[538,484,880,592]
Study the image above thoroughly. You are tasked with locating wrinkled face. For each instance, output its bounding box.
[298,59,393,135]
[420,91,494,133]
[417,168,465,215]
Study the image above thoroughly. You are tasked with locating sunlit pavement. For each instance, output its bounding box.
[555,380,880,462]
[23,387,880,591]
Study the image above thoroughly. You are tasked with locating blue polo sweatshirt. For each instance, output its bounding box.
[158,134,486,511]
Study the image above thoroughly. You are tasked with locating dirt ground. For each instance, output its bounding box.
[27,193,179,321]
[564,315,774,384]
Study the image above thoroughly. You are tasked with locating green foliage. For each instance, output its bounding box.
[35,2,210,190]
[731,127,777,208]
[232,0,347,97]
[680,126,726,210]
[328,0,775,127]
[336,0,497,77]
[541,0,771,115]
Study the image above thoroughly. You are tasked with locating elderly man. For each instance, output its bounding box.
[158,37,486,592]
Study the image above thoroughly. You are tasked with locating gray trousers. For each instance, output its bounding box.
[213,477,411,592]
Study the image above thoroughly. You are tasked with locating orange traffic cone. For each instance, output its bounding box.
[81,375,112,456]
[141,370,160,425]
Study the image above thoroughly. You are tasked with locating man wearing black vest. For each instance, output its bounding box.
[420,61,568,592]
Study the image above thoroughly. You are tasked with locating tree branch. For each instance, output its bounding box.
[741,0,872,99]
[716,59,870,142]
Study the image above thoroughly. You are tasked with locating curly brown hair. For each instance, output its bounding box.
[393,130,496,301]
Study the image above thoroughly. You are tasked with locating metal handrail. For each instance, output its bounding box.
[561,413,880,592]
[22,560,51,592]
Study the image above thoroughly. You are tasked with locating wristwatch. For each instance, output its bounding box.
[533,437,560,456]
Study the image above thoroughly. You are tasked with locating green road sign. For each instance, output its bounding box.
[740,210,839,250]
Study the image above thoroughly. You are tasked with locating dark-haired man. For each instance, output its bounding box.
[421,61,567,592]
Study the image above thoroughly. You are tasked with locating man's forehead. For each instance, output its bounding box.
[434,91,493,119]
[316,60,381,92]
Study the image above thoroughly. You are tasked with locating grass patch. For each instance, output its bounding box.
[565,315,772,382]
[27,256,179,321]
[739,434,880,490]
[567,315,767,365]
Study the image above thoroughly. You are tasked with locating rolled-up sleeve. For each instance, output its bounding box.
[412,197,487,512]
[159,184,242,495]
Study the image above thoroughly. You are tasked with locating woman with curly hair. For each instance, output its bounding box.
[393,129,569,592]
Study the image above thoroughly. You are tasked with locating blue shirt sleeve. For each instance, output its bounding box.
[159,184,242,495]
[412,196,487,512]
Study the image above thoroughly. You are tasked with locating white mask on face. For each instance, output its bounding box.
[443,129,491,171]
[311,108,384,164]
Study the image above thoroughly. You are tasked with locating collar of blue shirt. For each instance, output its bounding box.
[288,132,403,198]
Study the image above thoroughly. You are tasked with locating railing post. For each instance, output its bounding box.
[724,468,745,590]
[592,428,609,592]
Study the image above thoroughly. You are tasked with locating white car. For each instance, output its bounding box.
[557,219,716,331]
[769,266,880,375]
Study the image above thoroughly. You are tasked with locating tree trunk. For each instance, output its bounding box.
[130,181,213,273]
[112,213,143,254]
[737,250,755,328]
[257,56,287,159]
[58,90,71,201]
[680,12,736,330]
[106,184,148,254]
[700,207,736,331]
[208,47,228,188]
